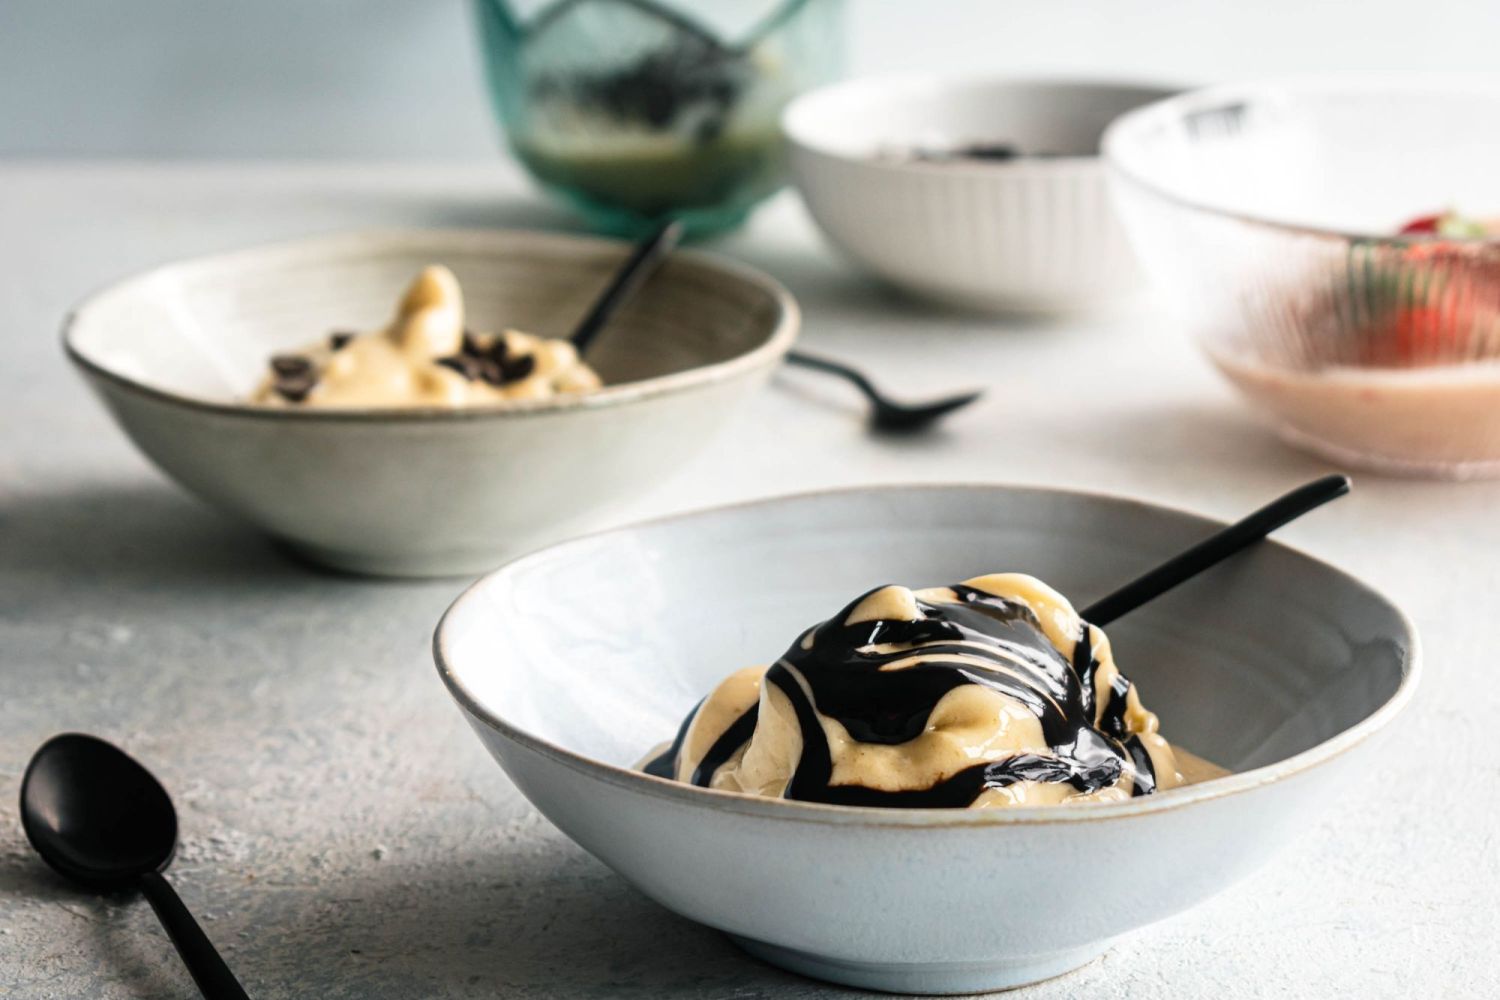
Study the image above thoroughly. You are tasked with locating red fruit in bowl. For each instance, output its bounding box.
[1398,210,1493,239]
[1399,213,1443,235]
[1390,304,1466,362]
[1383,242,1496,363]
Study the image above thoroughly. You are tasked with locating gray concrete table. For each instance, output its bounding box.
[1,163,1492,999]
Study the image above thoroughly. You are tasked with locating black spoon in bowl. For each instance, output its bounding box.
[568,222,982,431]
[569,219,686,354]
[1081,474,1352,625]
[20,733,251,1000]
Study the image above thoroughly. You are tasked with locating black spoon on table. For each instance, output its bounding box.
[568,222,982,432]
[20,733,251,1000]
[781,350,984,433]
[1081,473,1352,625]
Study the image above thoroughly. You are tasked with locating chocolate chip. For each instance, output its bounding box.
[328,331,356,351]
[436,355,480,381]
[270,355,313,377]
[269,354,318,402]
[274,375,316,403]
[475,358,506,386]
[439,344,535,386]
[498,354,536,384]
[487,336,511,364]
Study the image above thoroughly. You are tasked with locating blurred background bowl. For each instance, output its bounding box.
[1105,77,1500,478]
[64,228,797,577]
[474,0,846,238]
[783,76,1178,313]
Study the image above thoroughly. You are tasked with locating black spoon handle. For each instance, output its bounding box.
[569,219,685,355]
[785,350,880,401]
[1080,474,1352,627]
[139,871,251,1000]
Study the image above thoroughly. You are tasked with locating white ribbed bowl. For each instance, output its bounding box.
[783,77,1178,313]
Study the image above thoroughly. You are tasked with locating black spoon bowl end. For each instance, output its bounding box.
[20,733,251,1000]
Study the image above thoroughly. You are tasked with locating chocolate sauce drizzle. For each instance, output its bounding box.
[652,583,1157,808]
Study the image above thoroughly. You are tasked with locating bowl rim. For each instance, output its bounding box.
[61,226,801,424]
[783,73,1187,175]
[1102,74,1500,244]
[434,481,1422,829]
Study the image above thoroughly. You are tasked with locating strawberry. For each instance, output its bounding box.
[1387,243,1489,363]
[1399,213,1443,235]
[1398,209,1491,239]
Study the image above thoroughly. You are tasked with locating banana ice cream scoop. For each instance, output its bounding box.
[642,573,1209,808]
[251,265,602,408]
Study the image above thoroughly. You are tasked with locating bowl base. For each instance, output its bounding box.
[728,935,1105,995]
[279,539,514,579]
[1273,422,1500,481]
[536,180,763,240]
[872,272,1146,318]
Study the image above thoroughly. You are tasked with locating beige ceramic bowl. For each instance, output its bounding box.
[64,229,798,577]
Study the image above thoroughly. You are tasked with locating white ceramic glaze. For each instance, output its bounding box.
[783,77,1178,313]
[434,484,1419,994]
[64,229,798,577]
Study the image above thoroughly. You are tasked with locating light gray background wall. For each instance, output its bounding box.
[5,0,1498,159]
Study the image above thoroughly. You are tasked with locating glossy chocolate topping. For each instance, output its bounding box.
[644,575,1181,809]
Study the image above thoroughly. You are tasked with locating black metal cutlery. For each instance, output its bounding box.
[783,349,983,432]
[21,733,251,1000]
[1082,474,1352,625]
[570,224,982,431]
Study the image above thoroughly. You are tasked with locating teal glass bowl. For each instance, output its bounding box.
[474,0,844,238]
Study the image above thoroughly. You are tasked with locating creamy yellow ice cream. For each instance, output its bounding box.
[251,265,601,408]
[644,573,1217,808]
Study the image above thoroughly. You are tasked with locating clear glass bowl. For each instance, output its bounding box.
[474,0,844,238]
[1104,78,1500,478]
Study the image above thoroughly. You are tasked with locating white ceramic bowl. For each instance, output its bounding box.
[64,229,797,577]
[435,484,1419,994]
[783,77,1178,313]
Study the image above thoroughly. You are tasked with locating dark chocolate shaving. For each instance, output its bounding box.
[498,354,537,384]
[904,142,1072,164]
[273,375,316,403]
[482,334,509,363]
[438,333,538,388]
[436,355,481,380]
[473,360,502,386]
[268,354,318,403]
[270,355,313,377]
